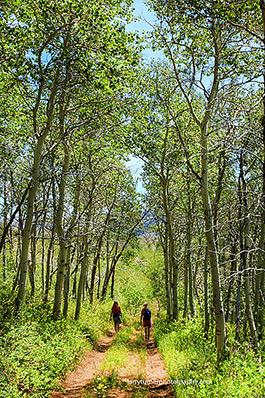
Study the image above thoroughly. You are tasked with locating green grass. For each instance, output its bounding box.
[0,299,113,398]
[101,320,146,373]
[101,346,129,372]
[153,315,265,398]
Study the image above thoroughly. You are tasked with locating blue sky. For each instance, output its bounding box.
[129,0,156,32]
[128,0,163,60]
[125,1,160,193]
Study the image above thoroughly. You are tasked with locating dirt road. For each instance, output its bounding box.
[51,325,174,397]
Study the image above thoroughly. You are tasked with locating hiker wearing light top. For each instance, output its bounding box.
[110,300,122,333]
[140,302,152,340]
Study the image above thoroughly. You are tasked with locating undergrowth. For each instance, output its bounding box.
[0,298,112,398]
[153,315,265,398]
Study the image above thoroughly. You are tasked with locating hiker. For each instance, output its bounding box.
[110,300,122,333]
[140,302,152,340]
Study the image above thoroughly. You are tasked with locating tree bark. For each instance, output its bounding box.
[240,155,260,350]
[29,215,37,298]
[75,200,93,320]
[187,178,195,317]
[160,175,178,320]
[43,189,55,304]
[53,140,71,318]
[201,124,226,355]
[2,175,7,281]
[204,247,210,338]
[63,247,71,318]
[225,237,237,323]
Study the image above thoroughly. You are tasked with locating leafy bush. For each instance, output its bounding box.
[0,299,112,398]
[153,315,265,398]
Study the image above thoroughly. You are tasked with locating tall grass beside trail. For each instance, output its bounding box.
[0,299,113,398]
[153,315,264,398]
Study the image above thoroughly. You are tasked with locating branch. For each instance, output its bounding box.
[0,181,32,254]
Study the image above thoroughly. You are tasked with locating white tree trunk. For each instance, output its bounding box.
[201,128,226,354]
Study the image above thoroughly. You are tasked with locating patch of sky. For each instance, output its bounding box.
[126,155,146,194]
[125,1,165,195]
[127,0,165,61]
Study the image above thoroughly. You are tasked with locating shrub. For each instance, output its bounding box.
[153,315,264,398]
[0,299,112,397]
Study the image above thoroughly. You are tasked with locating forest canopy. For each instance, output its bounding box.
[1,0,265,382]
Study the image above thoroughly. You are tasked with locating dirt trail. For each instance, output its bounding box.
[51,330,116,398]
[51,326,174,398]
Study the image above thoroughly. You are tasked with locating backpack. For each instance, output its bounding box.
[144,308,151,321]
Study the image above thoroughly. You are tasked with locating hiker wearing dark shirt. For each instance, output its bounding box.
[110,300,122,333]
[140,302,152,340]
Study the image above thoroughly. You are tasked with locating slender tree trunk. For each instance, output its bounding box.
[90,249,101,306]
[13,210,23,292]
[241,157,260,350]
[152,215,172,317]
[163,226,172,317]
[186,179,195,317]
[236,157,244,341]
[183,247,188,319]
[204,247,210,338]
[53,141,71,318]
[16,209,23,270]
[44,176,56,302]
[2,175,7,281]
[102,230,110,296]
[44,231,55,302]
[63,247,71,318]
[75,203,93,320]
[235,273,242,341]
[225,238,237,323]
[97,258,101,299]
[41,190,47,294]
[201,124,226,355]
[110,262,116,299]
[75,237,91,320]
[161,176,178,320]
[29,217,37,298]
[101,255,119,300]
[72,269,77,299]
